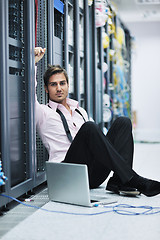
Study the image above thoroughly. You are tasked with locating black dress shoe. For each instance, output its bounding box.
[129,174,160,197]
[106,176,140,196]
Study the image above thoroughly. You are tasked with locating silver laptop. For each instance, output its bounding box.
[46,162,116,207]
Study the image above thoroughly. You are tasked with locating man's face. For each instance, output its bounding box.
[45,73,69,105]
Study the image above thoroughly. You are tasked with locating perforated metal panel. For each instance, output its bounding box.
[36,0,48,172]
[54,8,63,40]
[8,0,28,187]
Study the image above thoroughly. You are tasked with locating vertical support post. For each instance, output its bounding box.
[74,0,80,102]
[99,27,104,129]
[25,0,36,183]
[0,0,10,199]
[48,0,54,65]
[92,1,97,123]
[84,0,90,115]
[64,0,69,71]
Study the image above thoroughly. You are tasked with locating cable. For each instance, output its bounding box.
[1,194,160,216]
[113,204,153,216]
[0,194,112,216]
[104,204,160,216]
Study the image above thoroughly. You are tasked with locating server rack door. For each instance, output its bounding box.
[8,0,31,187]
[0,0,36,203]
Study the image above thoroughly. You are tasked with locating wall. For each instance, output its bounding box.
[127,21,160,141]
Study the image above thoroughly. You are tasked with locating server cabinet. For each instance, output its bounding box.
[0,0,35,208]
[64,0,103,125]
[9,0,28,187]
[65,0,104,126]
[88,2,104,126]
[64,0,91,115]
[103,5,132,129]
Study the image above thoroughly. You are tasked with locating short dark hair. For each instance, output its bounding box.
[43,65,69,86]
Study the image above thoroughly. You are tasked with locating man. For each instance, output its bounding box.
[35,47,160,197]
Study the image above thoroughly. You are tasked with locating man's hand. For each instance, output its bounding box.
[35,47,46,64]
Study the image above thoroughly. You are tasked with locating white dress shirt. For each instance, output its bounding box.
[35,68,89,162]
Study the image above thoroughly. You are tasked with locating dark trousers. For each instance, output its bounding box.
[63,117,135,189]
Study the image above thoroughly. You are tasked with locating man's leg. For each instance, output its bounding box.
[105,117,137,193]
[106,116,134,168]
[63,120,160,197]
[63,121,134,188]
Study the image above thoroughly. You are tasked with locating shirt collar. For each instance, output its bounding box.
[48,98,79,111]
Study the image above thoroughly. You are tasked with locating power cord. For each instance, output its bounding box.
[0,194,112,216]
[1,193,160,216]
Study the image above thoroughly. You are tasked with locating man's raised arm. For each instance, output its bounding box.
[34,47,46,125]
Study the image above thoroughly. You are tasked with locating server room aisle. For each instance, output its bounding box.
[0,142,160,240]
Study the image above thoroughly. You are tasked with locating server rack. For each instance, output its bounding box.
[64,0,82,103]
[0,0,35,208]
[103,5,132,129]
[113,17,132,119]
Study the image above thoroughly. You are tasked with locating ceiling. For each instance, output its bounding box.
[110,0,160,22]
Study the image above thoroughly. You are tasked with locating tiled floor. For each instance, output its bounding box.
[0,142,160,240]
